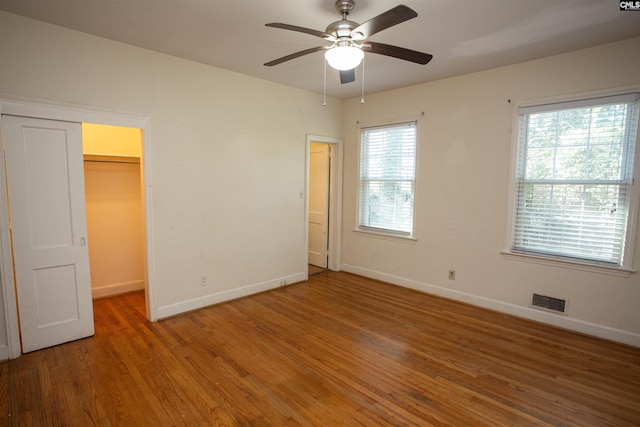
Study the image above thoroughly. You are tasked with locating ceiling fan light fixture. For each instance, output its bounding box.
[325,45,364,70]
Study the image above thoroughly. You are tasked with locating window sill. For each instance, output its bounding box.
[501,251,635,277]
[353,228,417,243]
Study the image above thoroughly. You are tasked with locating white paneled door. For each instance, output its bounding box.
[2,115,94,353]
[308,143,330,268]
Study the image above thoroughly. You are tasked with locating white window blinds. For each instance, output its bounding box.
[359,122,417,235]
[512,93,639,266]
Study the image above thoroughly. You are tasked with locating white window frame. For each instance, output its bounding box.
[503,90,640,276]
[356,118,420,240]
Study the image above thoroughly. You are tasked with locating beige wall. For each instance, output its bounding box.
[340,36,640,345]
[83,123,142,157]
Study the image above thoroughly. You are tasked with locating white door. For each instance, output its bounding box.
[308,143,330,268]
[2,115,94,353]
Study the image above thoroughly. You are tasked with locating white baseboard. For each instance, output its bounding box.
[156,272,307,320]
[92,280,145,299]
[0,344,8,361]
[341,263,640,348]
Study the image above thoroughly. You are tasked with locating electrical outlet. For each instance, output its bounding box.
[200,275,207,286]
[448,270,456,280]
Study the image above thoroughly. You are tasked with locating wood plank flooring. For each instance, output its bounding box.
[1,271,639,426]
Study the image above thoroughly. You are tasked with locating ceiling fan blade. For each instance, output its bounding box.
[264,46,329,66]
[340,69,356,84]
[365,42,433,65]
[350,5,417,39]
[265,23,335,41]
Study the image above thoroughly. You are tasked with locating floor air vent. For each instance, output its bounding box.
[531,293,567,315]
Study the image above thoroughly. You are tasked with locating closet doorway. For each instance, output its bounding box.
[83,123,147,302]
[0,100,154,358]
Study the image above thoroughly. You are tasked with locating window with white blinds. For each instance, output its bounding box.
[511,93,639,267]
[359,121,417,236]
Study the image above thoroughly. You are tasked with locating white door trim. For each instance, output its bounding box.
[305,134,343,275]
[0,98,155,359]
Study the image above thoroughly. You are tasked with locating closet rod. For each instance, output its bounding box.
[84,158,140,164]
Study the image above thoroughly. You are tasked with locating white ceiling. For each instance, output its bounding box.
[2,0,640,99]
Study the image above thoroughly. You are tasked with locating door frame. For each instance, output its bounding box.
[305,134,343,275]
[0,98,155,359]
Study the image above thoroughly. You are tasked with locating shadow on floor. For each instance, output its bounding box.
[308,264,328,276]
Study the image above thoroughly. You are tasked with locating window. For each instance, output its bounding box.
[358,121,417,237]
[510,93,639,268]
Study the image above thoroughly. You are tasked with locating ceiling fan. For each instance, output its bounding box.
[264,0,433,84]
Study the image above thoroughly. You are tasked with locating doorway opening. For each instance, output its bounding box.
[82,123,147,305]
[306,135,343,278]
[308,142,330,274]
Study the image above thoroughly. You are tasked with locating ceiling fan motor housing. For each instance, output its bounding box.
[325,20,359,39]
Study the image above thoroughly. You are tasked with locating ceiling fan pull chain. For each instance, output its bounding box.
[361,56,365,104]
[323,59,327,106]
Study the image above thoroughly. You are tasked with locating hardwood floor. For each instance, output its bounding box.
[1,271,639,426]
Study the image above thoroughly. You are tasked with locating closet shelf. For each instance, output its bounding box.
[83,153,140,164]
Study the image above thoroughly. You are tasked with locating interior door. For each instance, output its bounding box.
[2,115,94,353]
[308,143,330,268]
